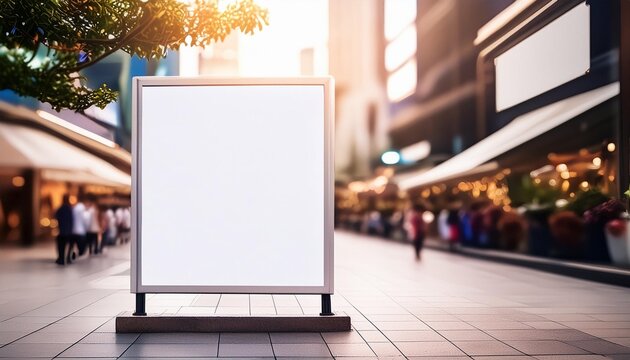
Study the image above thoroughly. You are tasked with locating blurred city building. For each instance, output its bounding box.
[1,0,629,273]
[336,0,629,268]
[0,52,178,246]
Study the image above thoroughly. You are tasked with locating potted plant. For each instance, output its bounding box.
[498,212,527,252]
[585,198,627,265]
[602,187,630,266]
[549,211,584,259]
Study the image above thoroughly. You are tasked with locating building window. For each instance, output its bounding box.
[384,0,417,101]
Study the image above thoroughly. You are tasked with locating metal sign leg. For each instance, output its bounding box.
[133,293,147,316]
[320,294,334,316]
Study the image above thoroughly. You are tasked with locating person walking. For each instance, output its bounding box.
[54,194,73,265]
[406,204,426,260]
[120,207,131,244]
[71,196,89,261]
[447,208,461,252]
[103,207,117,247]
[85,194,101,255]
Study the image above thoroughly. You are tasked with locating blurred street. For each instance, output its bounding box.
[1,1,629,358]
[1,232,630,359]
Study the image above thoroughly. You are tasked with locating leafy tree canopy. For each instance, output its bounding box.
[0,0,268,111]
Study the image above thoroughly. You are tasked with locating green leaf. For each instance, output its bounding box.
[0,0,268,111]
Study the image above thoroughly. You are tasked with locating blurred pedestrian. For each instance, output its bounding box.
[103,207,117,247]
[469,201,486,247]
[116,206,131,244]
[406,204,426,260]
[438,209,450,241]
[54,194,73,265]
[366,211,382,236]
[482,206,503,248]
[389,210,405,241]
[85,194,101,255]
[447,208,460,251]
[71,196,89,259]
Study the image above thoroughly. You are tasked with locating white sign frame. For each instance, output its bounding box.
[131,77,334,295]
[495,2,590,112]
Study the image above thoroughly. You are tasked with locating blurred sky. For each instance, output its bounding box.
[180,0,329,77]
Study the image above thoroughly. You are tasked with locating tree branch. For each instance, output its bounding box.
[64,14,155,73]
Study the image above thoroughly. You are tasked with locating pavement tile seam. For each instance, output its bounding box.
[345,283,490,359]
[333,293,412,358]
[402,298,556,358]
[268,332,276,358]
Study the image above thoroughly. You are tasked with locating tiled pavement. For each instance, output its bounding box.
[1,230,630,359]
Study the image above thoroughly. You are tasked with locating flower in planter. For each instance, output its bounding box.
[606,219,627,237]
[584,199,626,225]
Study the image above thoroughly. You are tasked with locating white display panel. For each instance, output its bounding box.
[132,77,334,294]
[495,2,590,112]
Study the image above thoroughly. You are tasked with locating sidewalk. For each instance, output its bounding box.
[0,231,629,358]
[424,237,630,288]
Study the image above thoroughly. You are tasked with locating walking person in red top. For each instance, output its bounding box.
[405,204,426,260]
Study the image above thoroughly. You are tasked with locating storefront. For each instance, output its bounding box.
[393,0,628,266]
[0,103,131,246]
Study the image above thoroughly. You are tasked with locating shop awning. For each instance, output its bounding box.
[396,82,620,190]
[0,122,131,188]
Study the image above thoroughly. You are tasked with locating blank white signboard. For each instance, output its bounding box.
[495,2,590,112]
[131,77,334,294]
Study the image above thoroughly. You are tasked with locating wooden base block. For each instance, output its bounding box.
[116,313,351,333]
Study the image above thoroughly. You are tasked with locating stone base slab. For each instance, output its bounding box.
[116,313,351,333]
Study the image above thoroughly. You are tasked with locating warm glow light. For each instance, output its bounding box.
[555,199,569,208]
[592,157,602,167]
[37,110,117,148]
[387,59,417,101]
[422,211,435,224]
[534,178,541,184]
[556,163,568,172]
[373,176,388,188]
[580,181,589,189]
[7,213,20,228]
[40,218,51,227]
[348,181,367,193]
[381,151,401,165]
[530,164,553,178]
[607,142,616,152]
[549,179,557,186]
[561,171,570,180]
[12,176,25,187]
[562,180,570,192]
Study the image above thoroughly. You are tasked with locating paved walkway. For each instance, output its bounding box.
[1,231,630,359]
